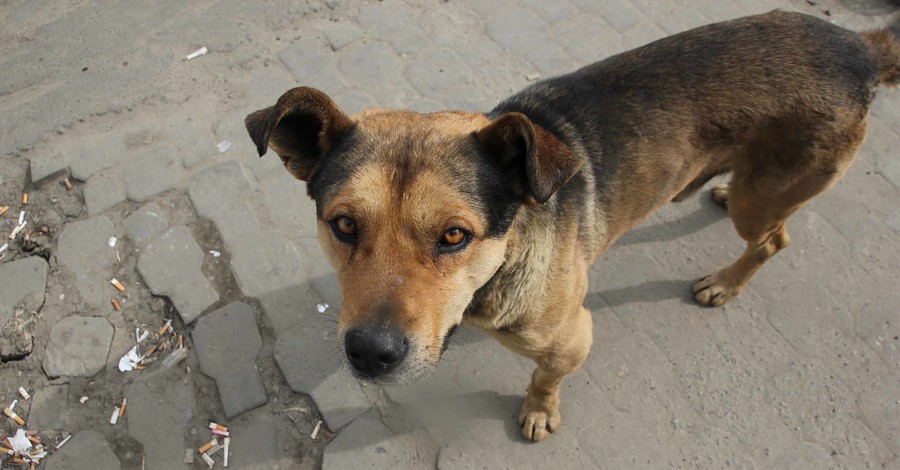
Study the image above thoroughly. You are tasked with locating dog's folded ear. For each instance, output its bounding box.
[477,112,583,204]
[245,87,354,182]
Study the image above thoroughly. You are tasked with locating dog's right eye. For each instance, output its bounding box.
[330,216,358,244]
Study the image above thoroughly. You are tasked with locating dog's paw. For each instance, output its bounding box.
[692,274,740,307]
[711,183,729,207]
[518,399,561,442]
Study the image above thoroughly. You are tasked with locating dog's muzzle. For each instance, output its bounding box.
[344,325,409,379]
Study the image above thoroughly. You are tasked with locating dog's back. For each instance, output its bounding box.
[493,11,899,251]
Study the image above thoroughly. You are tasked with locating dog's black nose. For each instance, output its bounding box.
[344,326,409,378]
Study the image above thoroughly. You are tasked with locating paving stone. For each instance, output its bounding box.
[192,301,261,377]
[569,0,643,32]
[484,7,549,55]
[26,384,69,430]
[228,411,278,469]
[246,65,298,101]
[278,38,331,83]
[860,374,900,454]
[123,146,183,201]
[69,133,126,181]
[214,109,281,180]
[322,412,409,470]
[0,256,48,324]
[331,88,379,115]
[136,227,218,323]
[405,48,482,110]
[554,13,624,64]
[295,237,342,309]
[274,321,371,430]
[43,316,113,377]
[29,151,68,183]
[339,42,407,103]
[83,170,126,216]
[887,208,900,233]
[188,160,260,248]
[165,109,217,168]
[44,430,121,470]
[56,216,116,308]
[126,367,194,470]
[322,22,362,51]
[523,39,576,75]
[124,202,168,247]
[263,172,317,239]
[216,365,268,418]
[230,231,306,297]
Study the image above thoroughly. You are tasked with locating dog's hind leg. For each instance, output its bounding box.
[711,183,730,207]
[693,122,865,306]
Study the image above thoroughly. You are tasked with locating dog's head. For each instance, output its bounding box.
[246,87,581,384]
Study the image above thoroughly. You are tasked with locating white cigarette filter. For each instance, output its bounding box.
[17,387,30,400]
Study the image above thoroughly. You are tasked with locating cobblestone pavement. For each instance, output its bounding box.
[1,0,898,468]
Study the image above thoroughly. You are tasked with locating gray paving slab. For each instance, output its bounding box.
[124,202,168,247]
[192,301,261,378]
[187,160,260,249]
[83,170,126,216]
[484,6,549,55]
[165,109,218,168]
[0,256,48,324]
[277,38,332,84]
[56,216,116,308]
[245,66,298,101]
[216,365,268,419]
[405,47,483,110]
[338,42,407,103]
[124,146,183,201]
[263,172,318,240]
[322,22,363,51]
[860,374,900,455]
[43,316,113,377]
[856,295,900,369]
[69,133,126,181]
[214,109,281,180]
[27,384,69,430]
[322,412,409,470]
[29,151,69,183]
[136,226,218,323]
[228,411,278,470]
[126,367,194,470]
[274,321,371,430]
[43,430,121,470]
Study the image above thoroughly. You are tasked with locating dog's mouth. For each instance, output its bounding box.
[340,324,460,385]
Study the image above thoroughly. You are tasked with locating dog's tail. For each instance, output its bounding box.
[861,20,900,86]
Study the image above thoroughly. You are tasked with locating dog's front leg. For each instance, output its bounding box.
[518,305,592,442]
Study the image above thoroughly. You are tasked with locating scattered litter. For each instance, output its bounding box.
[111,299,122,311]
[185,46,209,60]
[118,346,144,372]
[18,211,25,225]
[211,428,229,437]
[161,347,188,369]
[119,398,127,417]
[0,206,8,217]
[79,396,89,404]
[526,73,541,81]
[0,243,8,255]
[110,278,126,292]
[159,319,172,336]
[63,178,73,190]
[9,221,27,240]
[201,452,215,468]
[198,438,218,454]
[178,334,184,349]
[22,193,28,205]
[317,303,329,313]
[207,443,223,456]
[209,422,228,433]
[56,434,72,449]
[136,328,150,344]
[59,293,65,301]
[109,406,120,425]
[10,429,31,453]
[183,448,195,464]
[209,250,221,258]
[108,236,117,247]
[216,140,231,153]
[4,402,25,426]
[17,387,30,400]
[311,419,322,439]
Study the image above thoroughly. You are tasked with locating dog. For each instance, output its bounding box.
[246,11,900,442]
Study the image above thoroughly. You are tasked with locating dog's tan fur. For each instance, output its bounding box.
[247,12,900,442]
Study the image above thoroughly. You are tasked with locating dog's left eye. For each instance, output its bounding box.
[436,228,471,254]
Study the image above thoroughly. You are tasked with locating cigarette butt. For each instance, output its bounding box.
[201,452,215,468]
[17,211,25,225]
[119,398,127,416]
[27,435,41,445]
[22,193,28,205]
[9,221,26,240]
[0,446,13,455]
[208,422,228,432]
[185,46,209,60]
[133,365,146,370]
[63,178,73,190]
[56,434,72,449]
[159,320,172,336]
[110,278,126,292]
[10,400,17,411]
[0,206,8,217]
[198,438,218,454]
[111,299,122,311]
[223,437,230,467]
[110,407,120,425]
[30,462,36,470]
[17,387,30,400]
[311,419,322,439]
[207,444,222,456]
[4,408,25,426]
[211,429,229,437]
[79,396,89,404]
[12,457,26,464]
[178,334,183,349]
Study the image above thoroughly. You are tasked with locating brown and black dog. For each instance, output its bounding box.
[246,11,899,442]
